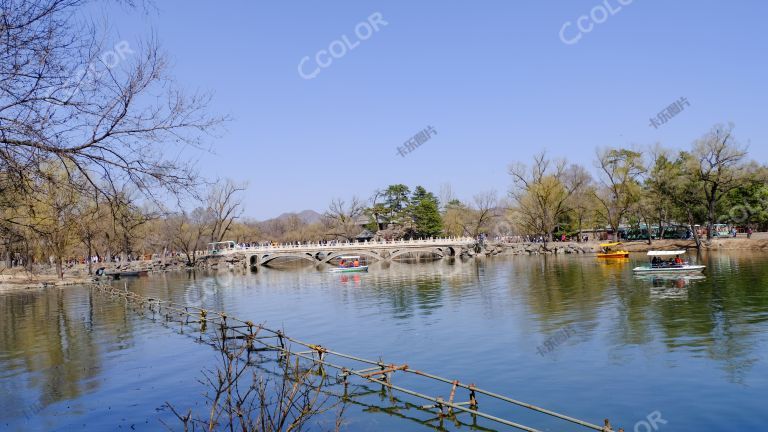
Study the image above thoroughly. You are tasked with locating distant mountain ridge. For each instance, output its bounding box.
[267,209,323,224]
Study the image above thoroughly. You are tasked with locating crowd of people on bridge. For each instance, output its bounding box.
[235,240,347,249]
[495,234,591,243]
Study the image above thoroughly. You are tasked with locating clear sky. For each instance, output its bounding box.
[97,1,767,219]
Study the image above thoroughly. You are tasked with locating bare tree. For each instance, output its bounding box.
[688,123,748,240]
[74,189,102,275]
[0,0,223,205]
[593,148,645,242]
[207,179,246,243]
[644,145,677,241]
[27,167,80,278]
[438,183,455,212]
[632,194,657,245]
[108,188,156,260]
[324,197,365,241]
[459,191,498,238]
[568,182,597,242]
[509,152,590,244]
[168,208,209,265]
[163,330,343,432]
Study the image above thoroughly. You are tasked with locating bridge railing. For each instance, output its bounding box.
[206,237,476,256]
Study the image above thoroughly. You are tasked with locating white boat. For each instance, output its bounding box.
[632,250,705,274]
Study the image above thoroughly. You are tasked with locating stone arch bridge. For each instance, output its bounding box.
[208,238,478,268]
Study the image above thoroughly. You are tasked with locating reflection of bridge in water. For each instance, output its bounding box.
[211,238,479,268]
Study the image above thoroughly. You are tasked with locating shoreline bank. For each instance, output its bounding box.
[493,234,768,256]
[2,236,768,293]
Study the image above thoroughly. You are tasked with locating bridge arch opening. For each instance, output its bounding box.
[322,250,384,264]
[260,254,318,268]
[390,249,444,262]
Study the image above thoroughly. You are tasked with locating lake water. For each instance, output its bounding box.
[2,252,767,431]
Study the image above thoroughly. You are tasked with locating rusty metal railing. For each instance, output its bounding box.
[93,282,623,432]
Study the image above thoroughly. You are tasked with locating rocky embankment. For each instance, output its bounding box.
[482,242,599,256]
[0,257,192,291]
[195,254,247,270]
[621,237,768,252]
[486,236,768,256]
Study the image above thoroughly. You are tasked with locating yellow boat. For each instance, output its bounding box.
[597,242,630,259]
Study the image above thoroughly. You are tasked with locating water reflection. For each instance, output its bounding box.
[634,274,706,299]
[0,252,767,431]
[0,288,134,421]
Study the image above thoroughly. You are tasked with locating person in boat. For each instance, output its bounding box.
[674,255,683,265]
[340,259,346,268]
[353,259,359,267]
[651,256,661,267]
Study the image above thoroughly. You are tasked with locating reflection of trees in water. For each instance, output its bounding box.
[519,256,611,336]
[514,252,768,379]
[122,260,485,324]
[649,252,768,383]
[352,260,481,320]
[624,253,768,380]
[0,286,133,417]
[123,270,240,313]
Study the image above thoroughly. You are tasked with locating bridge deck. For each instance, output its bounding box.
[209,237,477,256]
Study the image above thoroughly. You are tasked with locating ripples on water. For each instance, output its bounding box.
[1,252,767,431]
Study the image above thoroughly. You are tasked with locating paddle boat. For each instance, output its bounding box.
[632,250,705,274]
[329,255,369,273]
[597,242,630,259]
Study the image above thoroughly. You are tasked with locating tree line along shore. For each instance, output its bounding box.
[2,3,767,287]
[3,123,766,284]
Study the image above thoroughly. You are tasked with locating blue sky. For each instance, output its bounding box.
[97,1,767,219]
